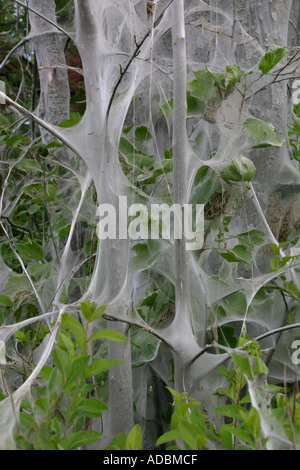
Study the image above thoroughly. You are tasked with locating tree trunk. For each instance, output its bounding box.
[28,0,70,128]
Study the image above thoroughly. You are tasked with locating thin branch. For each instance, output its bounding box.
[190,322,300,365]
[0,36,30,72]
[0,19,17,27]
[248,183,298,287]
[0,92,85,161]
[107,0,174,117]
[187,14,238,43]
[1,216,33,237]
[46,253,96,311]
[245,75,300,102]
[103,312,174,350]
[36,153,61,265]
[0,220,46,316]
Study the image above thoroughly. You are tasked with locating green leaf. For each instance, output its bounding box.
[220,245,252,264]
[16,241,44,261]
[66,355,91,385]
[156,430,181,446]
[33,421,51,450]
[190,407,206,433]
[237,229,265,250]
[57,330,75,357]
[125,425,143,450]
[19,411,36,428]
[59,112,82,128]
[0,295,13,307]
[50,417,61,444]
[285,280,300,299]
[194,166,210,186]
[240,407,261,441]
[231,352,254,379]
[259,45,289,75]
[227,426,255,447]
[130,240,161,271]
[206,68,226,88]
[89,305,107,323]
[61,314,86,354]
[61,431,102,450]
[6,135,25,148]
[216,326,237,349]
[119,136,154,168]
[190,177,215,205]
[244,118,284,148]
[215,404,245,420]
[105,433,127,450]
[165,386,183,404]
[137,159,173,184]
[253,357,268,376]
[160,98,174,117]
[83,359,123,379]
[135,126,152,142]
[221,157,256,182]
[35,396,50,414]
[225,65,244,87]
[28,262,52,281]
[269,243,280,256]
[80,302,107,323]
[219,425,234,450]
[76,397,108,417]
[15,330,31,344]
[188,69,220,102]
[178,419,204,450]
[39,366,53,381]
[52,347,71,383]
[160,93,205,118]
[46,182,57,202]
[186,93,206,117]
[16,159,42,173]
[231,245,253,264]
[37,145,49,157]
[89,329,128,343]
[48,367,60,399]
[80,300,93,322]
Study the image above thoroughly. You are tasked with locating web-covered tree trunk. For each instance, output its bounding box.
[28,0,70,127]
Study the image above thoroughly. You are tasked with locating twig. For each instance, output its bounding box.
[190,322,300,365]
[0,92,85,161]
[0,36,30,71]
[32,152,61,265]
[103,312,174,350]
[107,0,174,117]
[0,220,46,316]
[1,216,33,237]
[0,364,22,434]
[245,75,300,102]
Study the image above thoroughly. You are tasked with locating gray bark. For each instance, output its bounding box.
[28,0,70,127]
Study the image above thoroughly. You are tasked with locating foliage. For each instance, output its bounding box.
[14,301,125,450]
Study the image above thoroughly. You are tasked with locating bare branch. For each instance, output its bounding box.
[0,92,85,161]
[0,36,30,72]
